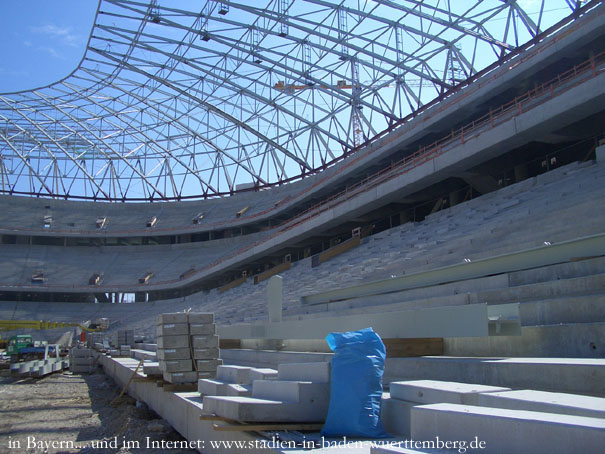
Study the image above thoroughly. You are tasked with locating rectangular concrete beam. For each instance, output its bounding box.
[390,380,510,406]
[412,403,605,454]
[476,389,605,419]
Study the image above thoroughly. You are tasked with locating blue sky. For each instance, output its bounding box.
[0,1,98,93]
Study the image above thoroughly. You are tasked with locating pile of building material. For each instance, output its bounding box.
[115,329,134,349]
[70,347,96,374]
[87,332,105,350]
[202,361,331,423]
[157,312,221,384]
[9,350,69,377]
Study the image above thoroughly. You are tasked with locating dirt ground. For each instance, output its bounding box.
[0,369,197,454]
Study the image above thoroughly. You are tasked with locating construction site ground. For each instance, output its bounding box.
[0,369,196,453]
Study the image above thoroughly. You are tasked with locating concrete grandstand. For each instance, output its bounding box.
[1,1,605,453]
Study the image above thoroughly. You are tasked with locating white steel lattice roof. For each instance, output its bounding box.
[0,0,591,201]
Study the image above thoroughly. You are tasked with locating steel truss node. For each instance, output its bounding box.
[0,0,592,201]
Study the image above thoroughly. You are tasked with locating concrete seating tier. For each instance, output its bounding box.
[0,179,301,235]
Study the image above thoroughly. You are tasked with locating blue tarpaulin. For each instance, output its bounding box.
[321,327,389,438]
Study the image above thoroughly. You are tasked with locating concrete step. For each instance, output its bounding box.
[130,349,157,361]
[476,389,605,419]
[384,357,605,397]
[277,361,331,383]
[390,380,510,406]
[217,365,252,384]
[202,394,329,423]
[198,379,252,397]
[252,380,330,404]
[471,273,605,305]
[249,368,277,381]
[411,403,605,454]
[508,256,605,287]
[518,293,605,326]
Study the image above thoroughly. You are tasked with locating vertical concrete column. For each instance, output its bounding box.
[267,275,283,323]
[596,144,605,162]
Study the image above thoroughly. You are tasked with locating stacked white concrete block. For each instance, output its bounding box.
[87,332,105,349]
[115,329,134,348]
[189,312,222,380]
[156,312,221,384]
[202,361,330,422]
[70,347,96,374]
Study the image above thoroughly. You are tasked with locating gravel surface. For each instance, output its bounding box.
[0,370,197,453]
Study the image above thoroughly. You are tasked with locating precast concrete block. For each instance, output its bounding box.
[252,380,330,405]
[217,365,252,384]
[18,364,33,374]
[157,313,188,324]
[198,379,228,396]
[380,394,416,437]
[411,403,605,454]
[193,347,220,359]
[71,365,94,374]
[163,371,197,383]
[197,371,217,380]
[131,349,157,361]
[225,383,252,397]
[196,359,223,371]
[157,336,189,349]
[71,348,93,357]
[188,312,214,324]
[157,323,189,337]
[202,395,328,422]
[476,389,605,419]
[192,335,219,349]
[390,380,510,406]
[189,323,216,335]
[141,343,157,352]
[159,359,193,372]
[249,368,278,381]
[277,361,331,383]
[72,357,96,366]
[37,364,53,376]
[157,347,191,360]
[143,362,161,375]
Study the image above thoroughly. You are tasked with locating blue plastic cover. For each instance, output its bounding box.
[321,327,389,438]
